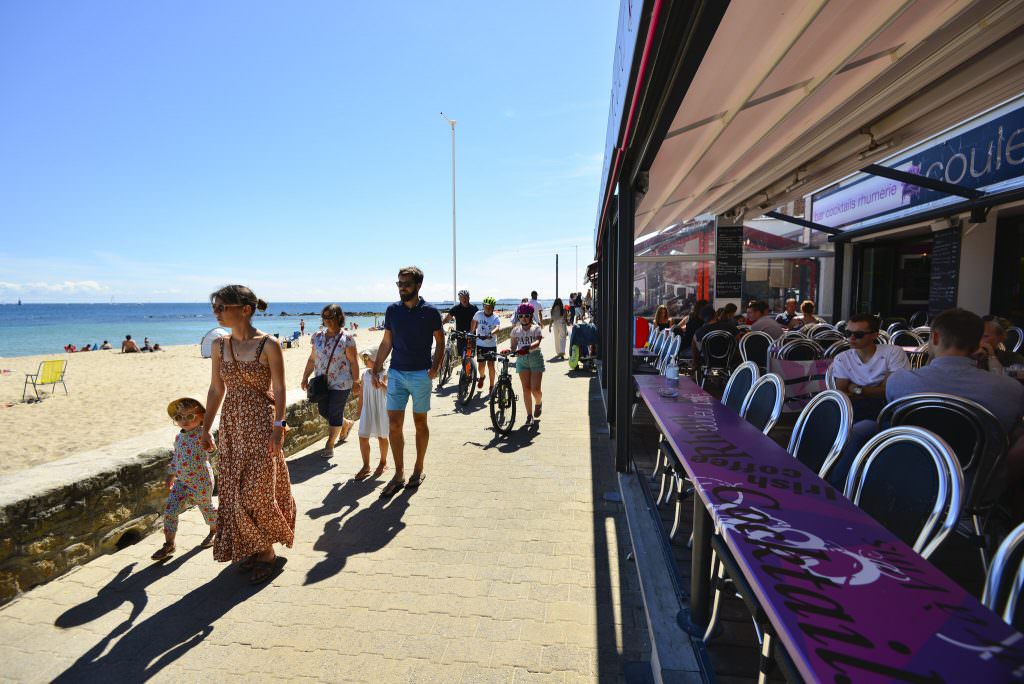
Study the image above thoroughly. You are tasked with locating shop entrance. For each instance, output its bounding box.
[991,214,1024,326]
[853,235,932,320]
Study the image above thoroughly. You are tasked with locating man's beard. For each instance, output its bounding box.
[400,288,419,302]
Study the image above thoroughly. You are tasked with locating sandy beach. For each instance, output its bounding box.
[0,329,386,476]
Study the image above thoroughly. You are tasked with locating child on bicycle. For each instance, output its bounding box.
[471,296,502,395]
[511,303,545,425]
[355,347,389,480]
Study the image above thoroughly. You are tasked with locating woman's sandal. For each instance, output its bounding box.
[150,542,175,561]
[237,555,257,573]
[373,463,389,478]
[249,557,282,585]
[336,419,354,444]
[534,403,542,418]
[353,465,372,481]
[199,532,216,549]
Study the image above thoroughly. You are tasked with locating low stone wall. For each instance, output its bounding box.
[0,396,331,605]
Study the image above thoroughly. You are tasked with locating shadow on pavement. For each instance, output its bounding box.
[463,420,540,453]
[305,477,380,520]
[288,449,337,484]
[53,557,281,682]
[304,485,415,586]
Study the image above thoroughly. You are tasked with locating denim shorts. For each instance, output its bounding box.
[515,350,545,373]
[317,388,351,427]
[386,369,431,414]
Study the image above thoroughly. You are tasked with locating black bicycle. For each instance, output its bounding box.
[452,330,483,406]
[436,328,459,389]
[480,349,517,434]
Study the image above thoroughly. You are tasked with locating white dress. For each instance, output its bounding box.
[551,314,568,355]
[357,369,389,439]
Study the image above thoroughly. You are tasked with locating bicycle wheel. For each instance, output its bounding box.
[457,358,477,405]
[569,344,581,370]
[489,380,516,434]
[437,346,453,387]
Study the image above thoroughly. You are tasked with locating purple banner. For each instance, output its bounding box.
[636,375,1024,682]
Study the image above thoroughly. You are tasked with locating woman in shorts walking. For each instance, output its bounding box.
[511,303,545,425]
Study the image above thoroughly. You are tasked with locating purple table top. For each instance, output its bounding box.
[635,374,1024,683]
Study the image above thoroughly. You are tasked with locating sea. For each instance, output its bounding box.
[0,300,554,357]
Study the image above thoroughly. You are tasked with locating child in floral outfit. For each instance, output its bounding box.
[152,397,218,560]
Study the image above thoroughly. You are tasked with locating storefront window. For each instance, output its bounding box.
[633,259,715,320]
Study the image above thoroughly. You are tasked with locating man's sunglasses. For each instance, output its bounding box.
[843,330,875,339]
[211,303,243,314]
[395,280,416,288]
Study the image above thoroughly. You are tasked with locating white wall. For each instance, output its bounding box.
[956,214,997,315]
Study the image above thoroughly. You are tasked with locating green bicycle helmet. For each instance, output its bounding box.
[482,296,497,306]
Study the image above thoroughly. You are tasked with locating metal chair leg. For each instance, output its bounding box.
[703,554,725,643]
[757,632,774,684]
[973,514,989,576]
[655,449,671,507]
[669,473,688,540]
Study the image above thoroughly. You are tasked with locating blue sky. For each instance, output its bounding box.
[0,2,614,303]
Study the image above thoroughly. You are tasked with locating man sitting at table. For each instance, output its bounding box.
[747,300,785,339]
[828,308,1024,490]
[831,313,909,421]
[775,298,800,329]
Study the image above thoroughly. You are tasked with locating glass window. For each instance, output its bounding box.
[633,259,715,321]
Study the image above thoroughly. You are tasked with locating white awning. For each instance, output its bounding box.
[634,0,1024,238]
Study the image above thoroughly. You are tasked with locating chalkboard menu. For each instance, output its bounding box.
[715,221,744,298]
[928,227,961,316]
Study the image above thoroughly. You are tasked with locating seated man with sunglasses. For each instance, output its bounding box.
[831,313,909,421]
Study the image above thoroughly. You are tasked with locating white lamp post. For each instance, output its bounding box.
[440,112,457,303]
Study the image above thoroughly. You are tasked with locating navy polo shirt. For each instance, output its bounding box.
[384,298,443,371]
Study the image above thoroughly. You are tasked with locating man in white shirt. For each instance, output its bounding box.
[470,297,502,394]
[746,300,785,339]
[529,290,543,326]
[831,313,909,420]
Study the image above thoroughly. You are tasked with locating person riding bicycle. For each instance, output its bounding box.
[442,289,478,358]
[470,296,502,395]
[511,302,545,425]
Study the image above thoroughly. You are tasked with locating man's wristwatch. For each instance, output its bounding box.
[850,385,863,396]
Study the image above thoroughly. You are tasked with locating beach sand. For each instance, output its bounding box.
[0,330,385,476]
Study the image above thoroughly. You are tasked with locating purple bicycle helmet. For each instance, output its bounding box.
[516,303,535,318]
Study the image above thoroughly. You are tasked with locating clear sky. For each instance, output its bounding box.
[0,2,614,303]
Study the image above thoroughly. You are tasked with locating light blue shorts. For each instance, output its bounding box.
[386,369,432,414]
[515,350,545,373]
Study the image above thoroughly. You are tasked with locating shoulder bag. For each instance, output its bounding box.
[307,332,343,402]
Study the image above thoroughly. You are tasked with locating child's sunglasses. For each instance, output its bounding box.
[173,411,198,422]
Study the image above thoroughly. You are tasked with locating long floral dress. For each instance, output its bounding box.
[213,336,296,563]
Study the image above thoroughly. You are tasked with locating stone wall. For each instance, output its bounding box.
[0,397,331,606]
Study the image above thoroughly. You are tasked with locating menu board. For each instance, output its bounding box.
[715,220,744,298]
[928,228,961,316]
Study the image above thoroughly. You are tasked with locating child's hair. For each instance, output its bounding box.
[360,346,378,363]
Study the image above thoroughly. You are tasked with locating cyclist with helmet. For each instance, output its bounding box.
[470,296,502,394]
[442,289,478,358]
[511,302,545,425]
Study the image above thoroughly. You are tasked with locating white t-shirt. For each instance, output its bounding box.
[529,299,543,325]
[472,311,501,348]
[511,324,543,352]
[832,344,910,387]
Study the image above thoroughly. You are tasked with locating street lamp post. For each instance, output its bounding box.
[440,112,457,303]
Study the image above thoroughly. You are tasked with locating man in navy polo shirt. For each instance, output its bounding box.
[372,266,444,498]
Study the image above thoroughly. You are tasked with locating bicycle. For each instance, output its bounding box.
[451,330,482,406]
[436,328,459,389]
[480,349,517,434]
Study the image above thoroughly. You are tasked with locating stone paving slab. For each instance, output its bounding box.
[0,335,650,682]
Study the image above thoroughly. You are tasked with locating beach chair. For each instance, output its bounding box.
[23,360,68,401]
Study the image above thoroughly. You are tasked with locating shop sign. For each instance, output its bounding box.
[811,101,1024,229]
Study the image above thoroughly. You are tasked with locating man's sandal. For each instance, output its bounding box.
[199,532,216,549]
[151,542,175,561]
[406,472,427,489]
[380,478,405,498]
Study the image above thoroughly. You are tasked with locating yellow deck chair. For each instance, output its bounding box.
[23,360,68,401]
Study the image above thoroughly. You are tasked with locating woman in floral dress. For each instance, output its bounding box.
[201,285,295,584]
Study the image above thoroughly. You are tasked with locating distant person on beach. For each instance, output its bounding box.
[202,284,295,585]
[142,337,154,352]
[372,266,443,498]
[80,344,92,352]
[550,298,567,358]
[121,336,140,353]
[64,343,76,353]
[299,319,305,336]
[301,304,359,458]
[152,398,217,560]
[512,303,545,425]
[100,340,111,350]
[355,347,389,480]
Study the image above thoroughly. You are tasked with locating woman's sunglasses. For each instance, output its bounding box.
[211,303,243,314]
[843,330,874,339]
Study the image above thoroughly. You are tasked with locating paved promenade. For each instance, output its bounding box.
[0,334,648,683]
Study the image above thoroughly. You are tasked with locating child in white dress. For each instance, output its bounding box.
[355,347,389,480]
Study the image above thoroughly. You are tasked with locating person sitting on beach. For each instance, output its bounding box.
[80,344,92,352]
[354,347,389,480]
[152,344,163,352]
[152,397,217,560]
[100,340,112,350]
[142,337,154,352]
[122,335,140,353]
[64,343,77,353]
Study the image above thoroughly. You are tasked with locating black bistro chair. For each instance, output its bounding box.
[983,522,1024,632]
[786,389,853,481]
[844,426,964,559]
[739,373,784,435]
[890,329,923,347]
[823,339,850,359]
[738,330,772,374]
[722,361,759,415]
[778,338,823,361]
[697,329,736,389]
[878,393,1009,568]
[1006,326,1023,354]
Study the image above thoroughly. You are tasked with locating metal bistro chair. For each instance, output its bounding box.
[697,330,736,389]
[722,361,759,415]
[739,373,784,435]
[812,329,845,347]
[738,330,772,373]
[909,310,930,328]
[787,389,853,481]
[801,323,831,339]
[1006,326,1023,354]
[778,338,823,361]
[876,330,892,345]
[824,339,850,359]
[890,329,923,347]
[657,334,681,375]
[634,329,667,375]
[885,320,910,335]
[844,426,964,560]
[824,363,838,390]
[982,521,1024,632]
[878,394,1008,570]
[912,326,932,340]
